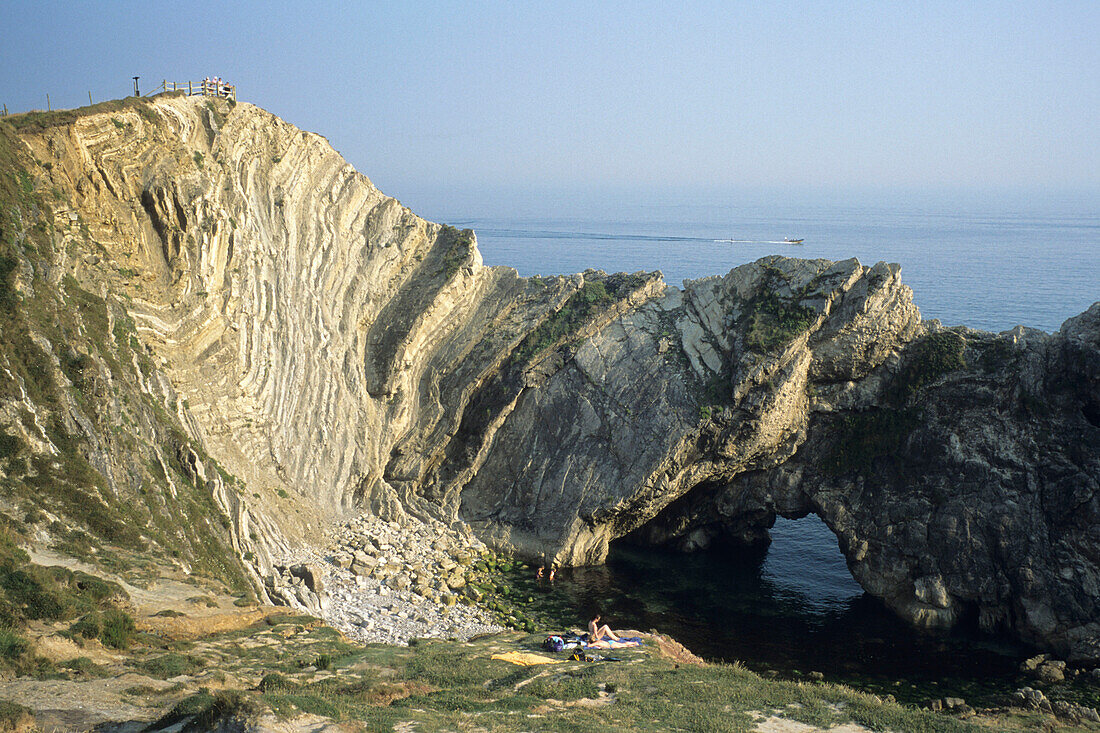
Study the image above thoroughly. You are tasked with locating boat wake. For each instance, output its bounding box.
[715,239,806,245]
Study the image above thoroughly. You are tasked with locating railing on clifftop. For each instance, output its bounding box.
[144,78,237,101]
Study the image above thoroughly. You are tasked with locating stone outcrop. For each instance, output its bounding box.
[3,95,1098,659]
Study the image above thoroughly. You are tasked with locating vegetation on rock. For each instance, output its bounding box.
[437,224,476,280]
[510,278,622,365]
[823,408,920,476]
[0,518,132,673]
[890,330,967,404]
[0,117,251,593]
[744,267,818,352]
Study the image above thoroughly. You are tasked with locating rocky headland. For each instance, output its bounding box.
[0,91,1097,678]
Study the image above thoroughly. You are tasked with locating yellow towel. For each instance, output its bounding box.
[490,650,562,666]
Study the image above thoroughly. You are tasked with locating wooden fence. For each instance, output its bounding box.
[0,78,236,118]
[145,79,237,101]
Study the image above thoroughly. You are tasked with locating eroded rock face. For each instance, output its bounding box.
[457,257,923,565]
[11,95,1100,658]
[14,94,662,576]
[597,300,1100,659]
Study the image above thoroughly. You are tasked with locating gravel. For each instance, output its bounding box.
[276,513,505,645]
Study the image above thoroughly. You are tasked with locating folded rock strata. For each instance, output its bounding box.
[5,95,1099,659]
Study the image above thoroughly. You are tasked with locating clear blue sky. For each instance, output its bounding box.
[2,1,1098,210]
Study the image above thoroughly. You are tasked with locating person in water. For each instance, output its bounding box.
[588,614,619,642]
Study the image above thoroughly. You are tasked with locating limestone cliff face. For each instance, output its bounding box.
[457,257,923,564]
[6,95,1099,659]
[9,94,658,581]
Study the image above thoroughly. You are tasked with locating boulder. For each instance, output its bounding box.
[1012,687,1052,713]
[1037,663,1066,683]
[1020,654,1048,673]
[289,564,324,595]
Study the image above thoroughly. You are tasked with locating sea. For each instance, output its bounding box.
[409,186,1100,702]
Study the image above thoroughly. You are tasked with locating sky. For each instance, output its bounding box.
[1,1,1098,213]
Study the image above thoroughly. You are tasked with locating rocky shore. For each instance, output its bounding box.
[270,514,505,645]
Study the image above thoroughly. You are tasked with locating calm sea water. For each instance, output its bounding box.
[442,197,1099,333]
[432,192,1098,697]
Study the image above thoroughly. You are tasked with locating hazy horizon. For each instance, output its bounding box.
[3,1,1098,212]
[387,180,1100,227]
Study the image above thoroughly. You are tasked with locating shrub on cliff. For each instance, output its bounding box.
[890,331,967,403]
[745,289,817,352]
[510,279,616,363]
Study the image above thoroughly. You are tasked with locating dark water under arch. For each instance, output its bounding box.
[520,515,1032,705]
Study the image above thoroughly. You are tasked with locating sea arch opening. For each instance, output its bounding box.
[534,509,1024,698]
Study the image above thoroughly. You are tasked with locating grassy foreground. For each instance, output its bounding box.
[105,616,1049,733]
[0,542,1076,731]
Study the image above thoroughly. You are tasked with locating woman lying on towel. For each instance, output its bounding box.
[587,637,642,649]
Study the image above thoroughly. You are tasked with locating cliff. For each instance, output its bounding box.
[1,94,1097,660]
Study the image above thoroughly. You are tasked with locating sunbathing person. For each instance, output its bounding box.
[588,614,619,642]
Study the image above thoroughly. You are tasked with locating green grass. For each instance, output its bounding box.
[9,601,1022,732]
[0,699,32,728]
[153,622,989,733]
[99,608,136,648]
[149,690,217,730]
[136,652,205,679]
[60,655,111,678]
[4,96,163,134]
[0,525,129,631]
